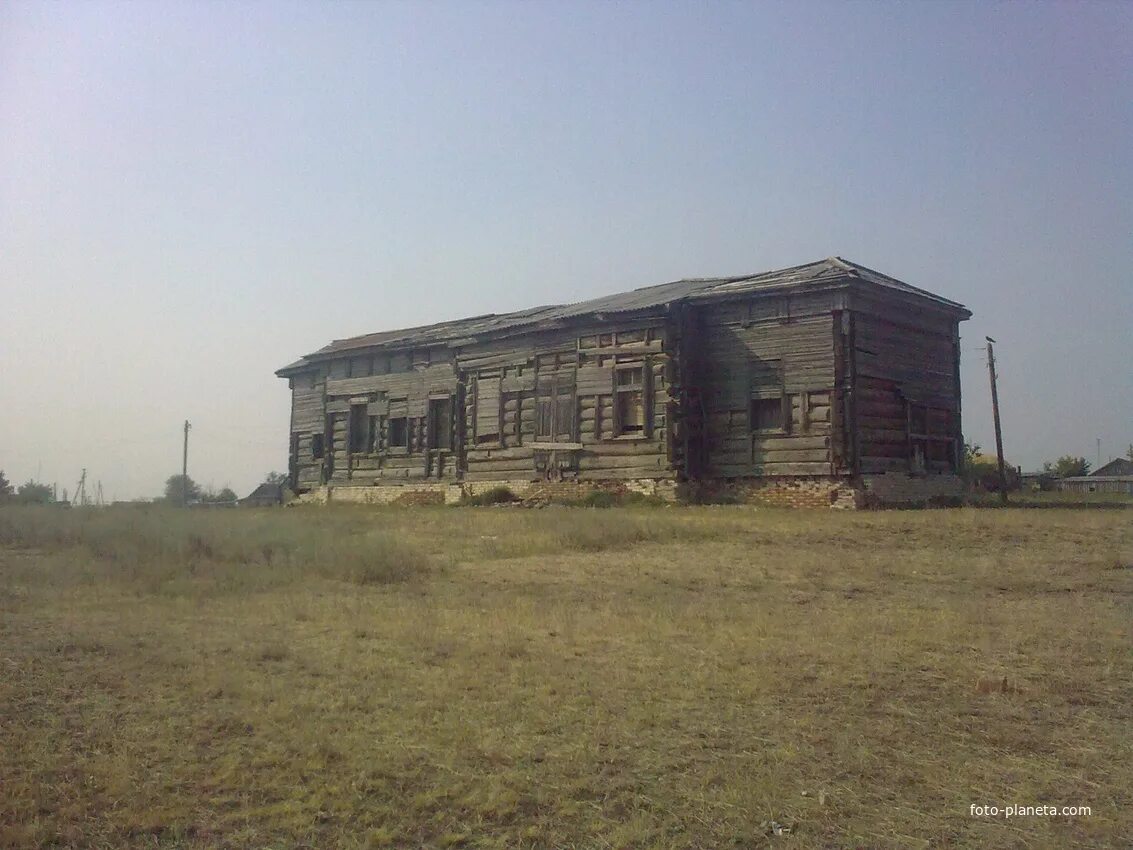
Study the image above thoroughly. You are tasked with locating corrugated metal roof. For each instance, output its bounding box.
[278,257,970,374]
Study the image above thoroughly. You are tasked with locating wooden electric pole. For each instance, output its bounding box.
[985,338,1007,504]
[182,420,191,507]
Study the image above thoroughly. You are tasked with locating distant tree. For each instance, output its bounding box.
[0,470,12,502]
[963,442,982,469]
[16,480,54,504]
[1043,456,1091,478]
[164,474,201,506]
[962,444,1020,492]
[264,471,288,486]
[200,486,238,504]
[1127,444,1133,462]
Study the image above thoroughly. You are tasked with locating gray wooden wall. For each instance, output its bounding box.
[697,292,838,478]
[285,283,966,491]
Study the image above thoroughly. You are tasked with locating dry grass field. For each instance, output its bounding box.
[1,504,1130,849]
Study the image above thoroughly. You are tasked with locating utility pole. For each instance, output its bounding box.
[986,338,1007,504]
[75,469,87,507]
[1096,438,1101,470]
[182,420,191,507]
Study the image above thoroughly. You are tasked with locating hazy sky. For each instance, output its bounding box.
[2,1,1130,500]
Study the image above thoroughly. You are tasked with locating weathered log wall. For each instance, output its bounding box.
[283,278,967,501]
[287,316,675,489]
[849,292,962,475]
[697,293,838,478]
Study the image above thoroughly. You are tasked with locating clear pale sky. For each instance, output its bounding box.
[2,1,1130,500]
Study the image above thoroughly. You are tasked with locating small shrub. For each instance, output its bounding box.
[576,491,618,508]
[461,486,518,507]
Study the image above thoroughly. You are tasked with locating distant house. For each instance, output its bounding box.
[1059,458,1133,495]
[277,257,971,507]
[240,482,287,507]
[1092,458,1133,478]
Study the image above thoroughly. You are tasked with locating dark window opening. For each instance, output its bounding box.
[751,396,785,432]
[389,417,408,449]
[349,404,368,453]
[311,433,325,459]
[429,397,453,450]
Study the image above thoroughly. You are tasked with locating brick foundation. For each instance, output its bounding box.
[692,477,862,509]
[296,478,680,507]
[295,472,962,509]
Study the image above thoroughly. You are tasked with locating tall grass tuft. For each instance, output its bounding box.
[0,505,432,594]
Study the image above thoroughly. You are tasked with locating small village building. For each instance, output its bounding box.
[1059,458,1133,496]
[276,258,971,507]
[240,482,288,507]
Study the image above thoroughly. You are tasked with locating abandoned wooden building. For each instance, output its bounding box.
[277,257,971,507]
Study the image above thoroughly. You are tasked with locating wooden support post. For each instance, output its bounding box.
[985,338,1007,504]
[182,420,191,506]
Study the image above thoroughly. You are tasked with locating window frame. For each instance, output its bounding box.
[348,403,368,453]
[428,395,454,451]
[750,392,789,435]
[613,362,649,438]
[907,401,956,473]
[534,372,577,443]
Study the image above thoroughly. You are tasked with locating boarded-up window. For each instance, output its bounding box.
[614,365,646,436]
[794,393,811,434]
[311,433,324,459]
[501,392,522,446]
[347,356,370,379]
[750,358,787,434]
[535,374,575,442]
[908,403,954,472]
[475,375,501,445]
[429,397,453,450]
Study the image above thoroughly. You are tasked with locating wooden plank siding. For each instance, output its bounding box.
[279,260,970,495]
[698,297,838,478]
[287,317,676,487]
[848,293,964,475]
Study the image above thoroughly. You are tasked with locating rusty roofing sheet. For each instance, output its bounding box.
[278,257,969,373]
